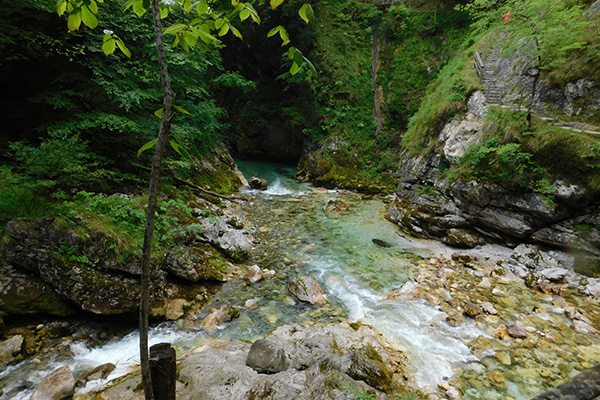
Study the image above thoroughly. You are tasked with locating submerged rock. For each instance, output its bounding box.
[372,238,393,248]
[324,199,349,212]
[244,265,264,283]
[288,276,328,305]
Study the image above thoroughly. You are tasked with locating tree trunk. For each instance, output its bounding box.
[140,0,174,399]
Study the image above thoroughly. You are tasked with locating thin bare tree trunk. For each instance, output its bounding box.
[140,0,174,399]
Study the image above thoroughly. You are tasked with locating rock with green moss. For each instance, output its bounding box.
[288,276,328,305]
[163,244,236,282]
[199,217,253,261]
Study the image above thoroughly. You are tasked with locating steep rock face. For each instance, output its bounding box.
[491,39,600,123]
[386,91,600,271]
[0,209,253,318]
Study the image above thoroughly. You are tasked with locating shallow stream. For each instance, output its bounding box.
[3,160,600,399]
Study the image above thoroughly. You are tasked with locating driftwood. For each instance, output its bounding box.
[532,363,600,400]
[172,175,246,202]
[134,163,246,201]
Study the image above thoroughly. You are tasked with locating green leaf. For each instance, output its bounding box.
[163,23,187,35]
[57,0,67,16]
[132,0,147,17]
[102,36,116,55]
[240,8,250,20]
[290,62,301,75]
[88,0,98,14]
[123,0,135,11]
[298,3,314,25]
[67,8,82,31]
[138,139,158,157]
[81,5,98,29]
[218,23,230,36]
[197,25,219,44]
[267,25,282,37]
[215,18,225,29]
[160,6,169,18]
[196,1,209,15]
[230,25,243,40]
[278,26,290,46]
[173,105,192,115]
[116,39,131,58]
[247,4,260,23]
[154,108,163,118]
[169,140,184,156]
[179,34,190,53]
[270,0,284,9]
[302,55,317,76]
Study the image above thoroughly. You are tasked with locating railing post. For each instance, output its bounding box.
[150,343,176,400]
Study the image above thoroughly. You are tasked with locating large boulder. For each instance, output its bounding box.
[199,218,253,261]
[31,366,75,400]
[163,244,236,282]
[81,323,411,400]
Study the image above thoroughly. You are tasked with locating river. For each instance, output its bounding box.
[3,160,600,399]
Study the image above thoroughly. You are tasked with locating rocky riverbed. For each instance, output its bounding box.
[2,174,600,399]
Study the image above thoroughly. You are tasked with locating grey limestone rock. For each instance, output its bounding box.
[31,366,75,400]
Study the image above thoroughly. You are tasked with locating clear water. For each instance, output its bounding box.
[7,161,585,399]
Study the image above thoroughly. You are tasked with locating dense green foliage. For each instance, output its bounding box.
[0,0,251,223]
[291,0,472,189]
[452,107,600,202]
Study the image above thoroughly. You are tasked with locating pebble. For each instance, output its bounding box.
[507,321,529,338]
[488,370,505,384]
[478,278,492,288]
[495,352,511,365]
[573,320,598,335]
[244,299,259,311]
[481,302,498,315]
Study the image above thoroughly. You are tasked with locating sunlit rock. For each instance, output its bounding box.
[31,365,74,400]
[202,305,240,330]
[506,321,528,338]
[288,276,327,305]
[243,298,259,311]
[540,268,569,282]
[76,363,116,388]
[386,281,419,301]
[0,335,23,363]
[244,265,264,283]
[481,302,498,315]
[573,320,598,335]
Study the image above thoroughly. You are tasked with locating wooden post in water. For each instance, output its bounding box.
[149,343,176,400]
[532,363,600,400]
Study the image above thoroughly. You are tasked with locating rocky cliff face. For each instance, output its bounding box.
[385,90,600,275]
[0,200,255,322]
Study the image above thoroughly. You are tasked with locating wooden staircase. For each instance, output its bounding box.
[475,47,502,105]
